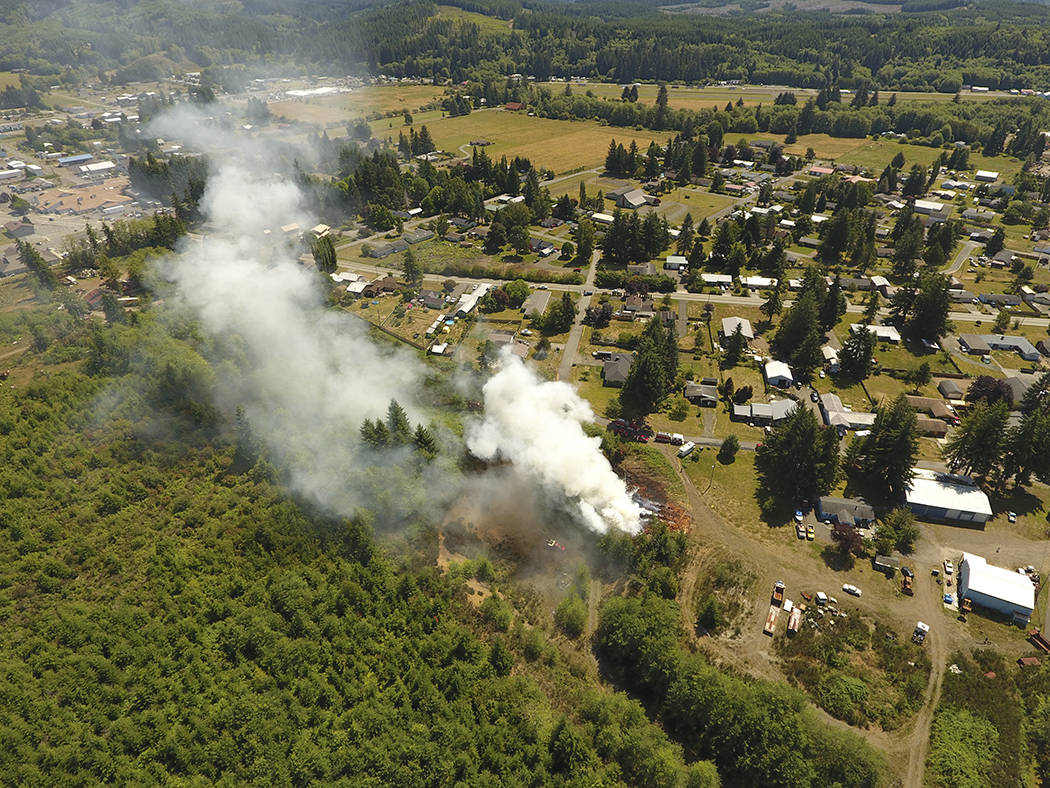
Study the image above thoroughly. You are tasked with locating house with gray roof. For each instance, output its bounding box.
[958,334,991,355]
[817,496,875,527]
[602,353,633,387]
[984,334,1040,361]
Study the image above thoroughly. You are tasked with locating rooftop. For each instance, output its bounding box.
[961,552,1034,611]
[905,469,993,518]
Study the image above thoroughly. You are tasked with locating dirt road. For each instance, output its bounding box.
[902,570,948,787]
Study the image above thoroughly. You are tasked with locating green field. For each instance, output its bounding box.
[435,5,512,34]
[536,83,1005,112]
[652,187,739,224]
[270,85,447,126]
[389,109,674,174]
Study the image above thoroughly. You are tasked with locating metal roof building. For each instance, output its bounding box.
[959,552,1034,623]
[57,153,93,166]
[905,469,993,525]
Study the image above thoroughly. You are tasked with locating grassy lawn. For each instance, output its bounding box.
[681,449,774,538]
[836,139,941,171]
[585,320,646,353]
[571,365,619,417]
[383,109,673,174]
[539,82,788,110]
[782,134,870,160]
[546,172,628,200]
[655,187,738,224]
[710,409,766,443]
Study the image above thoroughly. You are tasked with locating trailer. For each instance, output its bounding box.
[771,580,785,606]
[677,441,696,458]
[912,621,930,645]
[1029,630,1050,654]
[901,575,913,595]
[787,606,802,635]
[763,605,779,636]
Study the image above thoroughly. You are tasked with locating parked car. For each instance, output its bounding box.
[842,583,862,597]
[806,524,815,540]
[943,559,954,575]
[901,567,914,578]
[795,523,806,539]
[794,510,804,523]
[1008,511,1017,522]
[810,391,819,402]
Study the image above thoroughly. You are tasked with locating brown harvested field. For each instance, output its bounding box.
[270,85,447,126]
[383,109,673,173]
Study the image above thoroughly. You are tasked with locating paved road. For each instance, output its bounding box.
[557,248,600,381]
[943,240,979,276]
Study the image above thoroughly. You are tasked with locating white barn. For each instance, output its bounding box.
[959,553,1034,623]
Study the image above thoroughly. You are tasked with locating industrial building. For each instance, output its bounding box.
[905,469,993,525]
[959,553,1035,624]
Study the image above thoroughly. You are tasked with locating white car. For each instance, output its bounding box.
[842,583,862,597]
[943,559,954,575]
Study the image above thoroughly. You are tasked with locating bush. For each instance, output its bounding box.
[555,594,587,639]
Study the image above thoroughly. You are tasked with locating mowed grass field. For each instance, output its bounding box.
[537,82,1009,110]
[270,85,446,126]
[386,109,674,173]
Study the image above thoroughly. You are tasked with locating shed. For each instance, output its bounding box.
[938,379,963,399]
[764,360,793,387]
[874,555,901,573]
[916,417,949,437]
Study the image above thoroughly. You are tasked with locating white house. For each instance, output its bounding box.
[721,316,754,341]
[913,199,945,216]
[764,360,794,387]
[850,323,901,344]
[740,275,778,290]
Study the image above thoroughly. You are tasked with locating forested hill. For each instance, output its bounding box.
[11,0,1050,92]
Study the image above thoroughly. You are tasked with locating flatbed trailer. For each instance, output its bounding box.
[787,606,802,635]
[764,605,779,636]
[1029,630,1050,654]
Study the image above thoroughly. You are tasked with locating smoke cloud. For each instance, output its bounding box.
[150,107,640,535]
[467,353,642,535]
[159,160,423,517]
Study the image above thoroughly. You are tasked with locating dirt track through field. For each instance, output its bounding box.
[903,571,948,787]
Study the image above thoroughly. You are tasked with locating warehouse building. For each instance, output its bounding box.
[905,469,993,525]
[959,552,1035,624]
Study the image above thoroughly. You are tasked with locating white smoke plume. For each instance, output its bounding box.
[149,106,641,535]
[467,353,643,535]
[159,160,423,516]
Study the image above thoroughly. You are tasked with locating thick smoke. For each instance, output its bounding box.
[151,107,640,534]
[467,353,643,535]
[161,160,423,516]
